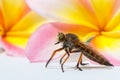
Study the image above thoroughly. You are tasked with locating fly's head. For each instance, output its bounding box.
[55,32,65,45]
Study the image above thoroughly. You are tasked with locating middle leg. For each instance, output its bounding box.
[60,48,70,72]
[61,53,70,72]
[60,53,67,64]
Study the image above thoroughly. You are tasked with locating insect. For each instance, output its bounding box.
[45,32,113,72]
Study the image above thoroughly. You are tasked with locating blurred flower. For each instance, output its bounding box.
[25,0,120,65]
[0,0,46,57]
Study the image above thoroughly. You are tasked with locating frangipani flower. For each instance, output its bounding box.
[26,0,120,65]
[0,0,46,57]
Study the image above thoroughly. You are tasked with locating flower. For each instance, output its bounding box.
[25,0,120,65]
[0,0,46,57]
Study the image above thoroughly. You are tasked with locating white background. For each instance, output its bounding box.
[0,51,120,80]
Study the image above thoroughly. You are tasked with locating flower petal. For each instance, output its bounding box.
[4,11,46,49]
[0,24,4,35]
[0,0,30,29]
[90,35,120,65]
[0,9,4,26]
[26,0,99,30]
[1,11,46,57]
[105,11,120,31]
[10,11,46,31]
[3,35,29,49]
[90,0,117,29]
[111,0,120,17]
[25,23,61,62]
[0,8,4,34]
[0,38,25,57]
[102,24,120,38]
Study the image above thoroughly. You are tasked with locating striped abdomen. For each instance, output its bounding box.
[79,43,113,66]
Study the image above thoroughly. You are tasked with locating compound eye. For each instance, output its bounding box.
[59,36,62,40]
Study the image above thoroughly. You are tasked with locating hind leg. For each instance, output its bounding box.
[76,53,83,71]
[70,50,88,66]
[80,54,89,66]
[80,60,89,65]
[75,52,88,71]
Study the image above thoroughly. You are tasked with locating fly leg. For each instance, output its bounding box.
[45,48,64,68]
[60,49,82,72]
[60,48,74,64]
[79,52,88,65]
[70,49,89,65]
[70,50,88,70]
[76,53,83,71]
[76,51,90,71]
[61,48,70,72]
[60,49,88,72]
[80,58,89,65]
[60,48,73,64]
[60,53,67,64]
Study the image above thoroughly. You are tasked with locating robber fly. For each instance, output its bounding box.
[45,32,113,72]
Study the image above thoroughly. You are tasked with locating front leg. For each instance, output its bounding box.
[46,48,64,68]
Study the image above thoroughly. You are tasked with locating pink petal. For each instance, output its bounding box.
[1,38,25,57]
[112,0,120,16]
[25,23,64,62]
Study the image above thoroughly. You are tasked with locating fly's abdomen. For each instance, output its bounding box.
[83,48,113,66]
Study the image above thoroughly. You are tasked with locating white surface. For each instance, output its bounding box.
[0,52,120,80]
